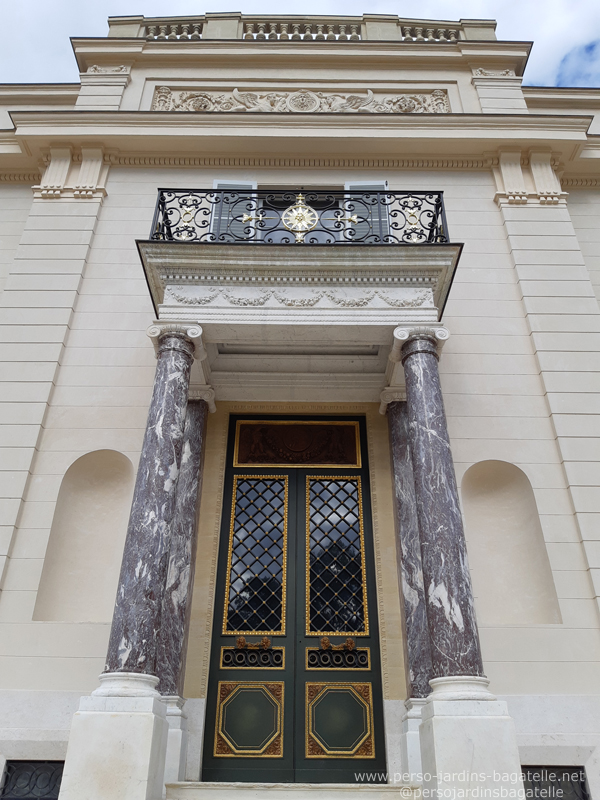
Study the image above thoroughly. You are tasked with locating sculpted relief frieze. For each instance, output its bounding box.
[151,86,450,114]
[163,286,434,309]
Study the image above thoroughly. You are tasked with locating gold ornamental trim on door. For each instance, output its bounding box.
[233,420,361,469]
[305,476,369,637]
[305,682,375,759]
[220,643,286,670]
[222,475,288,636]
[305,643,371,671]
[214,681,284,758]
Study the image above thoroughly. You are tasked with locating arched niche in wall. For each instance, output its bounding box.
[34,450,134,623]
[461,460,561,625]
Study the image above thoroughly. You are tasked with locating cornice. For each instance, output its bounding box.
[71,36,529,54]
[524,87,600,102]
[0,84,80,102]
[71,36,530,76]
[10,111,593,138]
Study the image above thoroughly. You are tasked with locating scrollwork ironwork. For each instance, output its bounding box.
[150,188,448,245]
[0,761,63,799]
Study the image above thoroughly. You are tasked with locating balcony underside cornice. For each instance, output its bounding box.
[137,241,462,317]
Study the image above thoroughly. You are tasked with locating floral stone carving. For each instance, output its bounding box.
[152,86,450,114]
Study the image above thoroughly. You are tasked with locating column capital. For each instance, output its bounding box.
[189,386,217,413]
[379,387,406,414]
[147,321,207,360]
[389,325,450,363]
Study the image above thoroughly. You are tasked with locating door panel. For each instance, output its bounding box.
[305,476,368,636]
[223,475,288,636]
[202,416,386,784]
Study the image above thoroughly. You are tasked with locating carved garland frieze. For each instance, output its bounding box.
[151,86,450,114]
[472,68,516,77]
[164,287,433,309]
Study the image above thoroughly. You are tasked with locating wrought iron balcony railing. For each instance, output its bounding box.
[150,189,449,245]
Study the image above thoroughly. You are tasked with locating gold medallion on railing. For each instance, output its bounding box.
[281,194,319,243]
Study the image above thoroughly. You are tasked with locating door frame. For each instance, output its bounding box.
[200,414,388,784]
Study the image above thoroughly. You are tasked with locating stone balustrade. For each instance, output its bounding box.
[134,14,481,42]
[242,21,361,40]
[145,21,204,40]
[400,26,460,42]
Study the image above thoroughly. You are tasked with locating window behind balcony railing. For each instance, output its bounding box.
[151,187,448,244]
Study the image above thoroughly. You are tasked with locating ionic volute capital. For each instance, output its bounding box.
[378,387,406,415]
[189,386,217,413]
[389,325,450,363]
[146,321,207,360]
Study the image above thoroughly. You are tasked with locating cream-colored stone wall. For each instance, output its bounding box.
[120,57,476,115]
[0,165,598,704]
[569,189,600,306]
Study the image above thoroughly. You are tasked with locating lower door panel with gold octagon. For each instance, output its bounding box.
[202,416,387,783]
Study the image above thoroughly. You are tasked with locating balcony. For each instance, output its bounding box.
[139,186,461,403]
[150,188,449,246]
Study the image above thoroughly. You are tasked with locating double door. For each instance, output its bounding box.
[202,417,386,783]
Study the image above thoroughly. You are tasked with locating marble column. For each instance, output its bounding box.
[156,399,208,696]
[105,330,197,675]
[401,333,484,678]
[387,400,433,698]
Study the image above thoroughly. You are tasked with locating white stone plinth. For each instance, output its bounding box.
[401,698,427,781]
[164,696,188,785]
[58,673,169,800]
[420,677,524,799]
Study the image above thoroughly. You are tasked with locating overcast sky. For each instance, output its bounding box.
[1,0,599,88]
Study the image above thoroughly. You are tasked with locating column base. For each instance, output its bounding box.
[401,698,427,781]
[420,677,524,798]
[58,673,169,800]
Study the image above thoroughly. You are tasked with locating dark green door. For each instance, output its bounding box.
[202,416,387,783]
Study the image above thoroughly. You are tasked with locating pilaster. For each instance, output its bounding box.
[0,149,108,604]
[471,69,528,114]
[76,66,131,111]
[492,148,600,614]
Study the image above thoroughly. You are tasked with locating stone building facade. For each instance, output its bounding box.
[0,11,600,800]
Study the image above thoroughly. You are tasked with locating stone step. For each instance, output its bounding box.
[166,783,419,800]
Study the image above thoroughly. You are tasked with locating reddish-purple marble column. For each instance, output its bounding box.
[156,399,208,696]
[105,332,195,675]
[388,400,434,697]
[401,333,484,678]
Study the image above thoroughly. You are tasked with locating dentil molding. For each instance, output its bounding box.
[105,154,487,169]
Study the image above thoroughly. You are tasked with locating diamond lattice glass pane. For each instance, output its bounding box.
[225,477,287,633]
[307,478,367,634]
